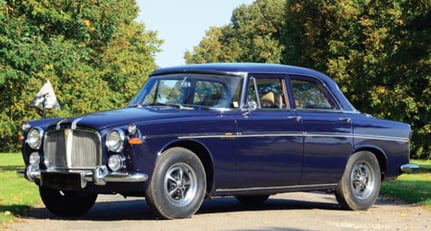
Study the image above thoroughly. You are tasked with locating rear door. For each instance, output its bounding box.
[289,76,353,185]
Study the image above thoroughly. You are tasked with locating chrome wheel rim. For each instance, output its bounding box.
[350,161,375,200]
[164,163,198,207]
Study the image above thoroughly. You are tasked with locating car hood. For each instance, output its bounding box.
[53,107,212,131]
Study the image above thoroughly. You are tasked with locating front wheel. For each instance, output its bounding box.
[335,151,381,210]
[145,147,206,219]
[39,187,97,217]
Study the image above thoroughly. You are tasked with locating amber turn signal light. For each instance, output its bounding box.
[128,138,142,145]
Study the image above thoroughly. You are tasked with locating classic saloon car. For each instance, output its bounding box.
[20,63,415,219]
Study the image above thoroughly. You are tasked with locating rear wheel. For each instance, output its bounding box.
[39,187,97,217]
[335,151,381,210]
[145,147,206,219]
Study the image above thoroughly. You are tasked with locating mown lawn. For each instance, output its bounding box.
[0,153,40,228]
[381,159,431,206]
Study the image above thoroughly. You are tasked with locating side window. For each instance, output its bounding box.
[248,77,289,109]
[194,80,228,107]
[291,79,336,110]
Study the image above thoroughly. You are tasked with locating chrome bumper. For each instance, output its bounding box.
[400,163,419,173]
[17,165,148,188]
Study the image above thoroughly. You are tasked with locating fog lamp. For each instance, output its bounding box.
[108,154,124,172]
[29,152,40,165]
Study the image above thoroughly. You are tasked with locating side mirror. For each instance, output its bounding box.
[242,101,257,115]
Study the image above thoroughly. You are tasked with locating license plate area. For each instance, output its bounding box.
[41,171,87,190]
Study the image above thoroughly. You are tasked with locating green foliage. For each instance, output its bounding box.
[284,0,431,158]
[185,0,431,159]
[0,0,162,152]
[185,0,286,64]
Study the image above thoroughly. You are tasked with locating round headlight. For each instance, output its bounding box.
[108,154,124,172]
[27,127,43,149]
[106,129,125,152]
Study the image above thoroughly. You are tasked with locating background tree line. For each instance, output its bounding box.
[0,0,162,151]
[1,0,430,159]
[185,0,431,159]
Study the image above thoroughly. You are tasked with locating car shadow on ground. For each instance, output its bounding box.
[22,192,347,221]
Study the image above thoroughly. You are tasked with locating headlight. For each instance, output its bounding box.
[108,154,125,172]
[27,127,43,149]
[106,129,125,152]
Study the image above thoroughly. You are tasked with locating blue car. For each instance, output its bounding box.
[20,63,416,219]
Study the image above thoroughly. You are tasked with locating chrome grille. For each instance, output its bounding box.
[44,129,101,169]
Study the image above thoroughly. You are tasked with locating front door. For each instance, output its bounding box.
[235,74,303,188]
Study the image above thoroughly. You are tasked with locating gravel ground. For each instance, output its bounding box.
[5,192,431,231]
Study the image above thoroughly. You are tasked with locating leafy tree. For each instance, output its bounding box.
[284,0,431,158]
[185,0,431,158]
[0,0,162,152]
[185,0,286,64]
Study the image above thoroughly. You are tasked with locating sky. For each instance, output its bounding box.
[136,0,255,68]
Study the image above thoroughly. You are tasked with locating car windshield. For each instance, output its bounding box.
[129,74,244,109]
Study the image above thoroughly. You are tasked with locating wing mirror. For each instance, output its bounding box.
[242,101,258,115]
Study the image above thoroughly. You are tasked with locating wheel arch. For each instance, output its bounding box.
[163,139,215,196]
[353,146,388,180]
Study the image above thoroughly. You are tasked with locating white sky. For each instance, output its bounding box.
[136,0,255,67]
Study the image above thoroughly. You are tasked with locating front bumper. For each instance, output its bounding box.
[17,165,148,189]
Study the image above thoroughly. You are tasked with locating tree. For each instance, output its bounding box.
[284,0,431,158]
[185,0,286,64]
[0,0,162,152]
[185,0,431,158]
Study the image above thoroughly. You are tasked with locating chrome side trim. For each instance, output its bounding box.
[176,132,409,143]
[354,134,409,142]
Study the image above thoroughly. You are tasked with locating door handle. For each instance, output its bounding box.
[288,116,302,122]
[338,117,352,124]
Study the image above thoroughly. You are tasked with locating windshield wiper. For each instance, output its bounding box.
[142,102,194,110]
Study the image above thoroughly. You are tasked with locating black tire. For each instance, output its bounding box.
[335,151,381,210]
[235,195,270,205]
[145,147,206,219]
[39,187,97,217]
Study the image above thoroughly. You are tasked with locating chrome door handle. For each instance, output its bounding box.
[338,117,352,123]
[288,116,302,122]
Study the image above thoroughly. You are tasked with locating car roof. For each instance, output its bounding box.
[150,63,357,112]
[150,63,327,79]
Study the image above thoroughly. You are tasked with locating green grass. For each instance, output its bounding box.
[381,159,431,207]
[0,153,40,228]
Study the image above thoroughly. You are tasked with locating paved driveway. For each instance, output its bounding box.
[6,192,431,231]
